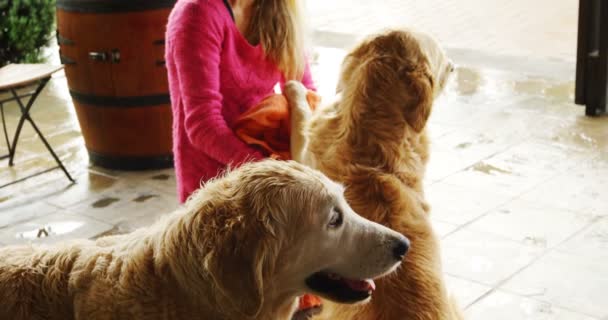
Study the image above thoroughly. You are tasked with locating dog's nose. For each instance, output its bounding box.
[392,237,410,260]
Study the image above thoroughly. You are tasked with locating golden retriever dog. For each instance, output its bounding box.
[285,29,462,320]
[0,160,410,320]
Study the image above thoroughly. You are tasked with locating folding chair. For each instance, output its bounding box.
[0,64,75,188]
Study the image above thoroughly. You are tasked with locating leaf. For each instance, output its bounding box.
[0,0,56,66]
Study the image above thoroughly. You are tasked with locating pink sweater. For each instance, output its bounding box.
[166,0,315,202]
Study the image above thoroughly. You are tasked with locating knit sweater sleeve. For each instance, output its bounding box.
[167,1,263,166]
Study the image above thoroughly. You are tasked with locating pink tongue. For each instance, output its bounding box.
[344,278,376,292]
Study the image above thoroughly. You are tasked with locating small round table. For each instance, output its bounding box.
[0,64,75,188]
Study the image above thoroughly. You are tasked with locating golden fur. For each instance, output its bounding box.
[286,29,463,319]
[0,160,404,320]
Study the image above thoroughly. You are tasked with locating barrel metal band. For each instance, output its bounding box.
[56,0,177,13]
[70,91,170,107]
[56,33,74,45]
[88,151,174,170]
[60,55,76,65]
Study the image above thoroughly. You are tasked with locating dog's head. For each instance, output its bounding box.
[337,29,453,133]
[183,160,408,318]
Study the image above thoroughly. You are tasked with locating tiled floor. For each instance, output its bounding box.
[1,1,607,319]
[307,0,578,62]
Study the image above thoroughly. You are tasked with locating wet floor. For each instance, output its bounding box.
[1,1,608,319]
[307,0,578,62]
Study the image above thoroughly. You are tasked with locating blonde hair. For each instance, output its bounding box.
[247,0,307,80]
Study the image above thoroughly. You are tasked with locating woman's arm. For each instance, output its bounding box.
[167,1,263,165]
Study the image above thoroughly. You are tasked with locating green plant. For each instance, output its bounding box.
[0,0,56,66]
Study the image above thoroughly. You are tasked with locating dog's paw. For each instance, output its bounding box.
[284,80,308,104]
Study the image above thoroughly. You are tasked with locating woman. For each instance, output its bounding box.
[166,0,315,203]
[165,1,319,318]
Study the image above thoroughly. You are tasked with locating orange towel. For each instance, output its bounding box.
[235,91,323,313]
[298,294,323,312]
[235,91,320,160]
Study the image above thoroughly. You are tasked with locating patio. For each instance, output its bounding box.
[1,0,607,319]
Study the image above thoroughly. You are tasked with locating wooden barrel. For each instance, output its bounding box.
[56,0,176,170]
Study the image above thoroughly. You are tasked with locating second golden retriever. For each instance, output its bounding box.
[286,29,462,319]
[0,160,409,320]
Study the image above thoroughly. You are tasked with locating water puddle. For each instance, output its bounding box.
[151,174,170,181]
[456,142,472,149]
[133,194,159,203]
[454,67,483,96]
[92,226,123,239]
[454,136,494,150]
[0,196,11,204]
[523,236,548,248]
[16,221,85,240]
[92,197,120,208]
[471,162,512,175]
[87,172,118,192]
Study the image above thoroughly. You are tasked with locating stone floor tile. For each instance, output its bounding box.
[425,150,480,183]
[501,250,608,318]
[17,128,83,156]
[426,182,511,225]
[0,201,59,229]
[466,290,598,320]
[518,172,608,215]
[426,122,459,141]
[0,147,88,205]
[89,167,178,198]
[445,275,492,308]
[44,171,120,209]
[65,191,134,225]
[308,0,578,62]
[475,141,577,179]
[439,167,551,198]
[133,169,178,198]
[441,228,543,286]
[431,218,459,238]
[0,211,113,246]
[67,184,179,226]
[431,127,517,161]
[467,199,595,249]
[107,193,180,230]
[556,217,608,263]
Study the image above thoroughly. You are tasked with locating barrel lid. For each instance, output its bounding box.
[56,0,177,13]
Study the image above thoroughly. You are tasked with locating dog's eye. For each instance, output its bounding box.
[328,208,344,228]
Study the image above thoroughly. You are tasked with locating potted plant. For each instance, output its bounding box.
[0,0,56,66]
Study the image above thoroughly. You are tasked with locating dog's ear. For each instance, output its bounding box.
[356,31,435,133]
[336,56,354,94]
[402,66,434,133]
[206,214,275,318]
[336,79,344,94]
[348,56,434,134]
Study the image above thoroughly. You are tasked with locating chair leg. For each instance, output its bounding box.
[7,96,30,166]
[8,78,75,183]
[0,103,13,159]
[8,79,48,166]
[24,114,75,182]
